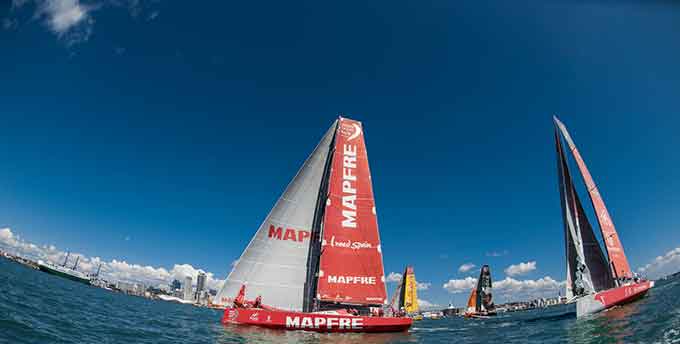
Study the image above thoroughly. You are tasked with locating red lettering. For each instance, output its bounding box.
[298,230,310,242]
[269,225,311,243]
[268,225,282,239]
[283,229,297,241]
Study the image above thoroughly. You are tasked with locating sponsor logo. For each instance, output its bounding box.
[341,143,358,228]
[267,225,310,242]
[285,316,363,330]
[328,275,376,285]
[249,312,259,321]
[339,121,362,141]
[228,310,239,320]
[329,235,372,250]
[633,284,648,293]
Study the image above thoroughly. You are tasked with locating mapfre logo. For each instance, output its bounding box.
[267,225,310,243]
[286,316,363,330]
[328,275,376,285]
[339,121,362,141]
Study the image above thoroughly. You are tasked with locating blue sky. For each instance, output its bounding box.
[2,0,680,307]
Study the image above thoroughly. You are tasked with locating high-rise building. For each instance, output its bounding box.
[184,276,193,301]
[195,272,206,301]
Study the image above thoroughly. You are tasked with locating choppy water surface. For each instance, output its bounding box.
[1,258,679,343]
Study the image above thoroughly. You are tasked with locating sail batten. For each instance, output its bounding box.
[554,117,632,280]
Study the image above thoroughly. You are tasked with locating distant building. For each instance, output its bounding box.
[184,276,193,301]
[195,272,206,302]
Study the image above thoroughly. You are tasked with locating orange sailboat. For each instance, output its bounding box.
[464,265,496,318]
[553,116,653,317]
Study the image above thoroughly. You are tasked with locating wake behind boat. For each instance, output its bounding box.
[554,117,653,318]
[216,117,411,332]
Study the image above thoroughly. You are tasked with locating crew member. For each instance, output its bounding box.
[253,295,262,308]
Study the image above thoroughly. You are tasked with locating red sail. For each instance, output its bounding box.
[554,117,633,279]
[316,118,387,305]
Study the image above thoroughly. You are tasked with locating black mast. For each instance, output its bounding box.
[302,120,338,313]
[62,252,70,267]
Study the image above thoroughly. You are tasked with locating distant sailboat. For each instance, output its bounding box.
[217,117,412,332]
[464,265,496,318]
[389,266,422,320]
[553,116,653,317]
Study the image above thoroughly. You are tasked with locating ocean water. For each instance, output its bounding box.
[1,258,679,344]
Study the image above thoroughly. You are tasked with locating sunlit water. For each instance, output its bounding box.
[1,258,679,343]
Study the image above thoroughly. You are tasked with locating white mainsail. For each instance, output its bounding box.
[214,121,336,311]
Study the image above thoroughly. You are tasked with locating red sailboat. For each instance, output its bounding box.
[215,117,412,332]
[554,116,653,317]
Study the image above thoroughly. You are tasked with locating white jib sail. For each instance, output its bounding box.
[214,121,336,311]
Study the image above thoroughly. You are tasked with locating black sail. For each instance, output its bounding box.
[475,265,494,312]
[571,179,615,292]
[555,127,613,295]
[398,267,407,309]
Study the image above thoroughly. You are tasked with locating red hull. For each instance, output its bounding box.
[576,280,654,317]
[595,280,654,307]
[221,307,412,333]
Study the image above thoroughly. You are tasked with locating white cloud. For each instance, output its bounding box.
[7,0,96,45]
[7,0,158,45]
[458,263,476,273]
[504,261,536,276]
[0,228,14,242]
[443,274,564,302]
[637,247,680,280]
[493,276,564,302]
[443,276,477,293]
[38,0,89,34]
[416,282,431,291]
[418,298,439,310]
[0,227,226,291]
[387,272,428,289]
[386,272,402,283]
